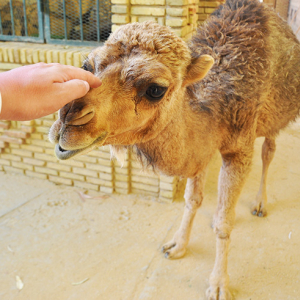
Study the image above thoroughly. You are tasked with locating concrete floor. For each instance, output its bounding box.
[1,124,300,300]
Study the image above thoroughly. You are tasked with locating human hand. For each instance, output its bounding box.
[0,63,101,121]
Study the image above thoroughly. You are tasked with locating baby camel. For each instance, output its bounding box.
[49,0,300,299]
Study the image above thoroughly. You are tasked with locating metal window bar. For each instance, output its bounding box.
[22,0,28,36]
[0,0,44,43]
[44,0,111,46]
[9,0,15,36]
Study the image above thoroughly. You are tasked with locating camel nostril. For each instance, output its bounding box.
[67,109,95,126]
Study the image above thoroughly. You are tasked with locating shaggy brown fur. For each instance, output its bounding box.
[49,0,300,299]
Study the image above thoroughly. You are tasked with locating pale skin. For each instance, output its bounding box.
[0,63,101,121]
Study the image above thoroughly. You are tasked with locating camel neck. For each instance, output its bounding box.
[136,100,219,177]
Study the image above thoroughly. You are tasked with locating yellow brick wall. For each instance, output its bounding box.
[111,0,225,39]
[0,43,185,202]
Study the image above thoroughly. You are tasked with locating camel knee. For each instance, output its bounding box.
[185,196,203,210]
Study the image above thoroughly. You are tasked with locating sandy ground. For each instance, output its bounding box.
[1,124,300,300]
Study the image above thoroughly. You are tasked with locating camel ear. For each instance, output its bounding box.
[183,55,214,86]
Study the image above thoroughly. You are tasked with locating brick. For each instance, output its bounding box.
[49,175,72,186]
[131,188,158,197]
[0,158,10,166]
[34,153,58,162]
[115,174,129,181]
[97,151,111,159]
[86,177,113,187]
[35,126,50,134]
[166,0,188,5]
[74,181,99,191]
[11,161,33,171]
[112,14,130,24]
[166,7,188,17]
[39,49,47,63]
[0,135,24,144]
[31,139,53,148]
[131,0,165,4]
[52,50,60,63]
[114,167,128,175]
[160,189,176,198]
[172,26,189,37]
[157,17,165,25]
[131,7,165,16]
[34,166,58,176]
[46,50,53,63]
[66,51,75,66]
[166,17,188,27]
[86,163,112,174]
[23,158,46,167]
[198,13,209,21]
[115,181,128,189]
[31,133,43,139]
[59,51,68,65]
[75,155,98,163]
[132,182,159,192]
[21,120,35,126]
[111,0,129,4]
[4,166,24,174]
[160,181,175,191]
[189,14,198,24]
[73,52,82,68]
[0,141,8,148]
[11,149,33,158]
[132,175,158,186]
[100,172,114,180]
[205,7,216,13]
[20,144,44,153]
[160,174,175,183]
[60,159,84,168]
[98,158,113,167]
[112,5,129,14]
[21,126,35,133]
[131,16,138,22]
[73,167,98,178]
[138,16,158,22]
[201,1,220,8]
[25,170,47,179]
[60,171,84,181]
[0,121,10,129]
[100,186,114,194]
[1,154,22,162]
[32,49,39,64]
[47,162,71,172]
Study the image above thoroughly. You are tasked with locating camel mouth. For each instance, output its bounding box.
[55,144,83,160]
[54,131,109,160]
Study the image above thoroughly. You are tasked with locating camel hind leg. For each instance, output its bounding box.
[251,137,276,217]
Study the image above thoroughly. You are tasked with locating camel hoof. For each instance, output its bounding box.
[161,241,186,259]
[251,205,267,217]
[206,285,232,300]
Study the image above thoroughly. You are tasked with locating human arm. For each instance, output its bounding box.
[0,63,101,121]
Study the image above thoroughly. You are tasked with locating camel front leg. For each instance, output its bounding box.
[251,137,276,217]
[162,171,206,259]
[207,150,253,300]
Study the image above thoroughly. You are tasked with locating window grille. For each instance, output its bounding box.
[0,0,112,46]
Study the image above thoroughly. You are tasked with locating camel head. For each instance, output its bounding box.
[49,21,214,160]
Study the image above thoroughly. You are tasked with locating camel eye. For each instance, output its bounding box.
[82,63,94,73]
[145,85,167,102]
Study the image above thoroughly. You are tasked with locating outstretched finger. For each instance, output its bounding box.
[52,79,90,108]
[52,64,102,88]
